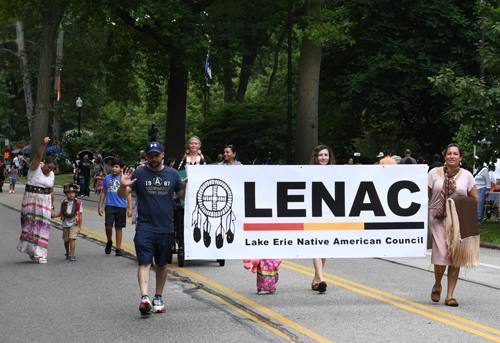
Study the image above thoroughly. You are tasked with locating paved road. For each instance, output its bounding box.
[1,185,500,343]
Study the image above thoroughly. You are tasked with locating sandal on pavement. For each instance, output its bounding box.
[69,256,76,261]
[431,287,441,302]
[445,298,459,307]
[311,283,320,291]
[38,257,47,264]
[318,281,327,293]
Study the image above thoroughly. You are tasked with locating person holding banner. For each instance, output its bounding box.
[222,145,242,165]
[173,136,212,171]
[428,143,478,307]
[310,145,336,293]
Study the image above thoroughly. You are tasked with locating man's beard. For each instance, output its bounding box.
[149,160,160,168]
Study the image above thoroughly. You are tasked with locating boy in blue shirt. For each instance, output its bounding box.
[98,158,132,256]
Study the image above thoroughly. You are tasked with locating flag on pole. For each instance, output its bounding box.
[57,74,61,101]
[205,54,212,86]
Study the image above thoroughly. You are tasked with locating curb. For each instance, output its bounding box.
[480,241,500,250]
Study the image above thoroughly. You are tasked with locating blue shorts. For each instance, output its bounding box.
[9,178,16,184]
[133,231,174,267]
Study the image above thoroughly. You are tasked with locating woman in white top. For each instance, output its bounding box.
[475,161,492,222]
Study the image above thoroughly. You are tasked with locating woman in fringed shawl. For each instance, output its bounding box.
[173,136,212,171]
[17,137,56,264]
[428,143,478,307]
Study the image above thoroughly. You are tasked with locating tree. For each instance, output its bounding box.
[320,0,478,158]
[295,0,324,164]
[429,1,500,163]
[0,0,66,158]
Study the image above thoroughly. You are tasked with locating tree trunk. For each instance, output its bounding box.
[267,24,287,96]
[53,24,64,147]
[165,58,188,158]
[31,7,65,160]
[15,20,34,137]
[295,0,323,164]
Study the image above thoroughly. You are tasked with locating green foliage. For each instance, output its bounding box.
[196,97,287,164]
[321,0,479,158]
[428,0,500,163]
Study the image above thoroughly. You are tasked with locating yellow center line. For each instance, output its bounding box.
[173,265,334,343]
[282,260,500,342]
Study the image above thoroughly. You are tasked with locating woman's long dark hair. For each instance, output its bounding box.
[309,145,335,165]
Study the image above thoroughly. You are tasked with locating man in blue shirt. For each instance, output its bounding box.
[118,142,186,317]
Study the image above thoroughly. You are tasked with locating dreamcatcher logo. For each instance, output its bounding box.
[191,179,236,249]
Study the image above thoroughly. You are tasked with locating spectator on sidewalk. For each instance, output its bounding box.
[77,155,93,197]
[400,149,417,164]
[8,164,18,193]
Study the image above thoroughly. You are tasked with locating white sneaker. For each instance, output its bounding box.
[38,257,47,264]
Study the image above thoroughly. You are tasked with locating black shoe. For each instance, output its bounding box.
[115,248,123,256]
[105,241,113,254]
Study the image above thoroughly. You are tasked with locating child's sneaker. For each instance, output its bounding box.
[139,295,152,316]
[105,241,112,255]
[152,295,166,313]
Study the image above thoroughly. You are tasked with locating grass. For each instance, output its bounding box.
[14,173,500,246]
[480,220,500,245]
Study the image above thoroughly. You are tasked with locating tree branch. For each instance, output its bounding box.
[0,47,18,57]
[115,7,171,48]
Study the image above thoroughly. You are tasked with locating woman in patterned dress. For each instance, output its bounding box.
[17,137,56,264]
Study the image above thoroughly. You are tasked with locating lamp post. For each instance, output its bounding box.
[76,97,83,137]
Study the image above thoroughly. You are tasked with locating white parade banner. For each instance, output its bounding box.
[184,165,428,259]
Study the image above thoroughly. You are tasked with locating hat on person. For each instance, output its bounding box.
[376,152,384,158]
[63,183,80,194]
[146,141,163,155]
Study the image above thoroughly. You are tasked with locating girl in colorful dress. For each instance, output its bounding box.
[243,259,282,294]
[17,137,56,264]
[95,171,105,195]
[257,259,281,294]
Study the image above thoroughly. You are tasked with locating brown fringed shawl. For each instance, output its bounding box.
[445,196,480,268]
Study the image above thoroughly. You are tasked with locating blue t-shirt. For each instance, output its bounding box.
[129,166,183,233]
[103,174,127,208]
